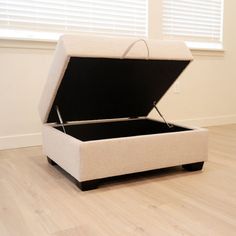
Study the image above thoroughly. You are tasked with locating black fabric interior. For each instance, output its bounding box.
[55,119,191,141]
[48,57,190,123]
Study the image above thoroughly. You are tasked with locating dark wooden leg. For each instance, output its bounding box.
[47,157,57,166]
[76,179,100,191]
[182,161,204,171]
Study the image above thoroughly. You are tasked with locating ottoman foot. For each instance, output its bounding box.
[47,157,57,166]
[182,161,204,171]
[76,180,100,191]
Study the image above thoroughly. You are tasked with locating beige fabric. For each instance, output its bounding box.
[60,34,193,60]
[42,125,81,179]
[79,128,207,181]
[43,123,207,182]
[38,34,193,123]
[40,35,207,184]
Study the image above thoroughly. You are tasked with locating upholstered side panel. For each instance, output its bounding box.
[38,40,69,123]
[42,125,81,179]
[61,35,193,61]
[78,129,208,181]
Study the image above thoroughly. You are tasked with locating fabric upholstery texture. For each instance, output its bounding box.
[40,35,207,183]
[43,122,207,182]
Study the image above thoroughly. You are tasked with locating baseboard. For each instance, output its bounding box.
[175,115,236,127]
[1,115,236,150]
[0,133,42,150]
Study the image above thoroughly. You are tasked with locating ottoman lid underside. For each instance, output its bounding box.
[39,35,193,124]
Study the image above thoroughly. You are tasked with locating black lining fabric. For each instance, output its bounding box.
[48,57,190,123]
[55,119,191,141]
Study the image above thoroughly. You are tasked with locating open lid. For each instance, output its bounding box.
[39,35,193,123]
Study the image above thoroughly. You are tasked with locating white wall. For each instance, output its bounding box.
[149,0,236,126]
[0,0,236,150]
[0,47,52,149]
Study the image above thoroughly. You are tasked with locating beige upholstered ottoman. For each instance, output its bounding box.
[39,35,208,191]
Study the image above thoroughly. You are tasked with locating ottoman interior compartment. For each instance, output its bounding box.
[55,119,191,141]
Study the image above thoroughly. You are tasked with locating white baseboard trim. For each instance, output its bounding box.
[1,115,236,150]
[0,132,42,150]
[175,115,236,127]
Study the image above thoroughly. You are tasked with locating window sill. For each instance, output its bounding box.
[0,30,58,50]
[0,34,225,57]
[186,41,225,56]
[0,38,56,50]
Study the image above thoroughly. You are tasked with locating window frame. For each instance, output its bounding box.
[0,0,148,42]
[148,0,224,52]
[0,0,224,52]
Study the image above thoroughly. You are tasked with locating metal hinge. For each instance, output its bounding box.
[153,102,174,128]
[56,106,66,133]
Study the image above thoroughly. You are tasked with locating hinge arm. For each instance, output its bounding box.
[153,102,173,128]
[56,106,66,133]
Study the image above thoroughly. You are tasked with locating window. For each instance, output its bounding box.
[162,0,224,50]
[0,0,147,41]
[0,0,224,51]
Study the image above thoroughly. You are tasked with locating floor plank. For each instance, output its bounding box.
[0,124,236,235]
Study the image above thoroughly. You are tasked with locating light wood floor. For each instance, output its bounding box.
[1,125,236,236]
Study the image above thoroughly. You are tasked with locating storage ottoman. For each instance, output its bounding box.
[39,35,208,191]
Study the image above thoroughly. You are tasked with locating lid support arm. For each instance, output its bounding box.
[153,102,173,128]
[56,106,66,134]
